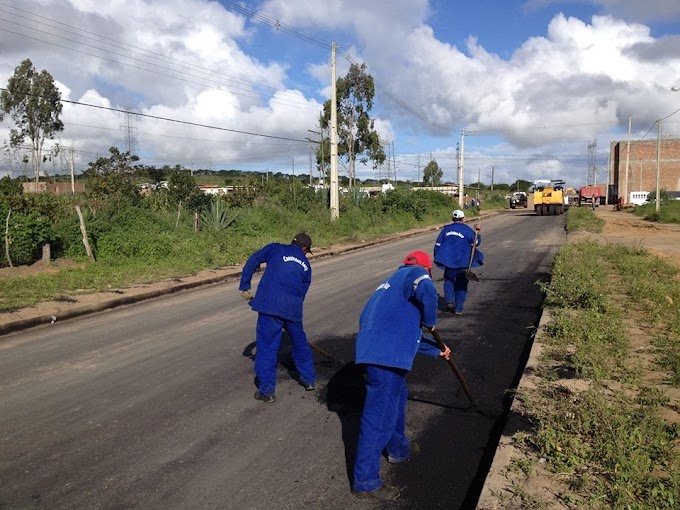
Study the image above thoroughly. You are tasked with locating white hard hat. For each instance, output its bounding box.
[452,210,465,219]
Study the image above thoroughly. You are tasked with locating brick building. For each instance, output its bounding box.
[609,138,680,204]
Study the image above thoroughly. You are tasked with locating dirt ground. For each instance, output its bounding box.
[477,206,680,510]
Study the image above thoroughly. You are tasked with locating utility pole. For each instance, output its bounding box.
[459,131,465,206]
[656,119,661,212]
[491,166,494,191]
[623,116,631,203]
[308,129,320,186]
[587,140,597,186]
[330,43,339,220]
[456,142,460,199]
[70,143,75,193]
[417,154,421,185]
[308,145,312,185]
[392,140,397,187]
[459,129,475,206]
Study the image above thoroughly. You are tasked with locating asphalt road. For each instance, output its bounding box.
[0,211,565,510]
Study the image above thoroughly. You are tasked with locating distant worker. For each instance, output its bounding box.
[433,210,483,315]
[239,233,316,403]
[592,195,596,211]
[352,250,451,501]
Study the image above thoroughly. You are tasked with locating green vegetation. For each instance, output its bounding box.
[565,206,604,233]
[0,59,63,187]
[633,196,680,224]
[0,178,456,311]
[515,239,680,509]
[317,62,385,190]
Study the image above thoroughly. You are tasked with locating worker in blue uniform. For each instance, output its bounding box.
[352,250,451,501]
[239,233,315,403]
[433,209,483,314]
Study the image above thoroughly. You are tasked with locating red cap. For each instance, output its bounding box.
[402,250,432,270]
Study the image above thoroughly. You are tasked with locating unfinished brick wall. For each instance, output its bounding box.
[610,138,680,202]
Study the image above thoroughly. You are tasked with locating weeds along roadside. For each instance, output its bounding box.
[501,209,680,509]
[0,187,461,311]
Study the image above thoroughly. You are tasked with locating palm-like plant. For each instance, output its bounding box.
[200,198,238,231]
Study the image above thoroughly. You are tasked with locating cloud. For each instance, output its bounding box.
[2,0,680,189]
[524,0,680,22]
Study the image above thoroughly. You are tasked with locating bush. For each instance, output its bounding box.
[0,208,55,266]
[86,207,178,261]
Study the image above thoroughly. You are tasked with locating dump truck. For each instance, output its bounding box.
[578,186,600,207]
[532,179,565,215]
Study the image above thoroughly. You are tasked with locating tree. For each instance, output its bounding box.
[0,175,23,198]
[167,166,209,228]
[0,59,64,189]
[509,179,532,192]
[318,63,386,190]
[84,147,141,210]
[423,159,443,186]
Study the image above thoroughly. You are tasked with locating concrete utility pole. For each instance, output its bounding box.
[623,116,631,203]
[656,119,661,212]
[459,129,474,206]
[307,129,319,185]
[491,166,494,191]
[459,131,465,206]
[70,143,75,193]
[330,43,339,220]
[417,154,421,184]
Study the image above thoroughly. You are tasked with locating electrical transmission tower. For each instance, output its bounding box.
[587,140,598,186]
[121,107,138,155]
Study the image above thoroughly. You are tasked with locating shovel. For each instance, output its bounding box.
[430,329,477,406]
[464,229,480,282]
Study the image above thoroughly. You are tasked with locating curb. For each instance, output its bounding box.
[475,308,551,509]
[3,215,500,337]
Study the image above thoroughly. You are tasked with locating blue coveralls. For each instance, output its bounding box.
[433,222,483,314]
[352,264,441,493]
[239,243,315,397]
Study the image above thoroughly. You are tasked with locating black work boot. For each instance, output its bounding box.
[352,484,400,501]
[387,442,420,464]
[253,391,275,403]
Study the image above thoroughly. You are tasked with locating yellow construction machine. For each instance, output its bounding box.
[531,179,565,215]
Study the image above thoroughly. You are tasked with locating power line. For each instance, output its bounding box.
[0,87,312,144]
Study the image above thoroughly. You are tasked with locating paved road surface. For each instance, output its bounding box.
[0,211,565,510]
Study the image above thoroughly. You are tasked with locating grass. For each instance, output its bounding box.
[632,199,680,224]
[565,206,605,233]
[509,236,680,509]
[0,198,455,311]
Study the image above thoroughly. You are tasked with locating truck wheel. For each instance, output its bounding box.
[549,204,556,215]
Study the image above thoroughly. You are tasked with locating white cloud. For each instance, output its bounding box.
[2,0,680,188]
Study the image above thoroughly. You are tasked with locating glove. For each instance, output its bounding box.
[240,290,253,301]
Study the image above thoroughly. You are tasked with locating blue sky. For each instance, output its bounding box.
[2,0,680,188]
